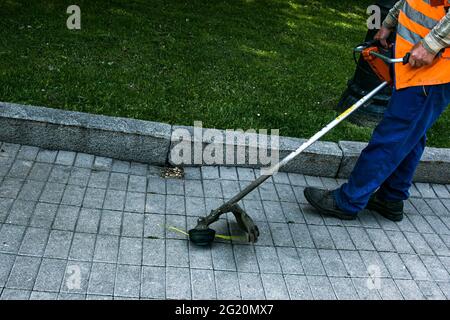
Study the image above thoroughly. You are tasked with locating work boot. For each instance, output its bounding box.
[366,193,404,222]
[304,187,357,220]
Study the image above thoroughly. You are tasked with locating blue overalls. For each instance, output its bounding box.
[334,82,450,214]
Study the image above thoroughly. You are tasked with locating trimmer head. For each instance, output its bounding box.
[188,203,259,246]
[188,228,216,246]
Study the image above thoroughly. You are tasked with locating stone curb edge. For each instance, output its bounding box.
[1,101,449,183]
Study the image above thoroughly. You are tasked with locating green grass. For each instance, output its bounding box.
[1,0,449,147]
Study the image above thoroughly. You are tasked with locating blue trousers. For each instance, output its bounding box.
[335,82,450,214]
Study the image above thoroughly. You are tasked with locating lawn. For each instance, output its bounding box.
[1,0,449,147]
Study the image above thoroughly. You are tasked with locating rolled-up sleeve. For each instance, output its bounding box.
[422,10,450,54]
[382,0,405,29]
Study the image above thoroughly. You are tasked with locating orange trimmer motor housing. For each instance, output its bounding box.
[362,46,393,85]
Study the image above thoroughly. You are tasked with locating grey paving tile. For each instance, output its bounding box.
[284,274,312,300]
[93,157,112,171]
[76,208,101,234]
[275,184,296,203]
[346,227,375,251]
[166,195,185,215]
[297,248,326,276]
[165,179,184,196]
[166,239,189,268]
[358,211,381,229]
[238,181,260,201]
[0,178,24,199]
[425,199,449,217]
[0,157,13,177]
[262,200,285,223]
[377,278,403,300]
[166,267,191,299]
[127,175,147,193]
[400,254,431,281]
[141,266,165,299]
[8,160,33,178]
[184,167,201,180]
[269,222,294,247]
[68,167,91,186]
[61,261,91,294]
[16,146,39,161]
[317,249,347,277]
[44,230,73,259]
[0,198,14,223]
[1,288,31,300]
[281,202,304,224]
[88,170,110,189]
[114,264,140,298]
[0,253,15,287]
[423,233,450,256]
[238,272,265,300]
[212,243,236,271]
[236,167,255,181]
[221,180,240,199]
[404,232,434,255]
[329,277,359,300]
[424,215,450,235]
[233,245,258,272]
[103,189,126,211]
[58,292,86,300]
[293,186,308,204]
[191,269,216,300]
[93,235,119,263]
[69,233,96,261]
[61,185,86,206]
[112,160,130,174]
[201,166,219,180]
[395,279,424,300]
[327,226,355,250]
[260,273,289,300]
[396,215,418,233]
[143,238,165,267]
[118,237,142,265]
[300,204,325,225]
[0,224,26,254]
[214,271,240,300]
[415,183,437,198]
[288,173,307,187]
[304,175,324,188]
[28,163,52,181]
[6,200,36,225]
[145,194,166,214]
[258,183,279,201]
[189,242,213,269]
[185,196,205,217]
[411,198,435,216]
[17,180,45,201]
[185,180,204,198]
[385,230,415,254]
[30,291,58,300]
[87,262,116,295]
[74,153,94,168]
[437,282,450,299]
[53,205,79,231]
[144,214,165,239]
[55,151,76,166]
[255,246,282,274]
[19,227,50,256]
[39,182,65,204]
[83,188,106,209]
[203,180,223,199]
[309,225,335,249]
[366,228,394,252]
[431,184,450,198]
[33,258,66,292]
[6,256,41,290]
[219,166,238,180]
[108,172,128,191]
[36,149,57,163]
[352,278,381,300]
[122,212,144,238]
[417,280,446,300]
[380,252,411,279]
[43,165,67,185]
[30,202,58,228]
[420,255,449,281]
[339,250,367,277]
[359,250,390,278]
[276,247,304,275]
[307,275,336,300]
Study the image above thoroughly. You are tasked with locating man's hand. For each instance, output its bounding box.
[409,42,437,68]
[374,26,392,48]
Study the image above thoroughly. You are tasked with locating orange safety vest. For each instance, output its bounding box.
[395,0,450,89]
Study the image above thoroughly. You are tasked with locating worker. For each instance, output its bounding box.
[304,0,450,222]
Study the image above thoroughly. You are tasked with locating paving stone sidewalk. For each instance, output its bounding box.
[0,142,449,300]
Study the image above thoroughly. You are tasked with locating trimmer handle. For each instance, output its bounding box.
[402,52,411,65]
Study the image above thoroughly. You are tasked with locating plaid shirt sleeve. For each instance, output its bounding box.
[381,0,450,54]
